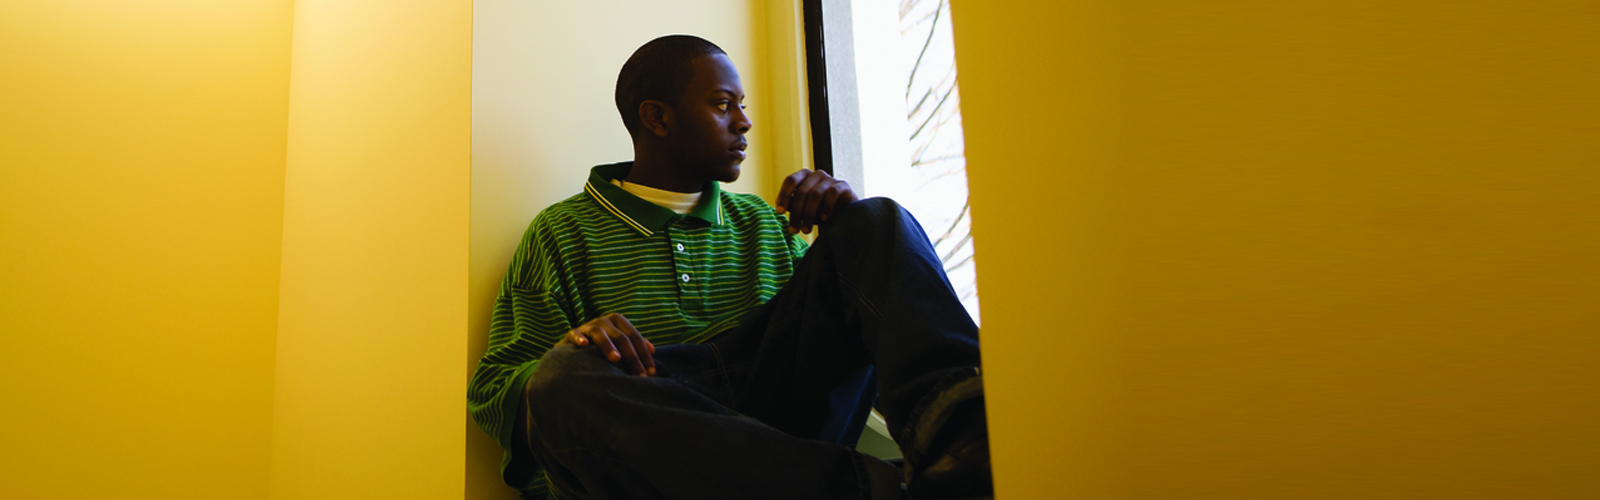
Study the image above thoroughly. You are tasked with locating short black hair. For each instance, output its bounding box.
[615,35,727,138]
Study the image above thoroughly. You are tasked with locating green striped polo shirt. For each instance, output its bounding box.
[468,162,809,496]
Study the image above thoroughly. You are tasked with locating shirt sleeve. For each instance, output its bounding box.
[786,230,811,269]
[467,214,576,453]
[770,200,810,267]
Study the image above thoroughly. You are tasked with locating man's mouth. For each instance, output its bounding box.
[729,142,748,160]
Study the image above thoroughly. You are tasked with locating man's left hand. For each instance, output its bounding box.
[774,169,857,235]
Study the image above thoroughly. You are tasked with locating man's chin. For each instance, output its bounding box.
[717,164,742,184]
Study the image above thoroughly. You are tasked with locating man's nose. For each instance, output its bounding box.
[734,108,752,134]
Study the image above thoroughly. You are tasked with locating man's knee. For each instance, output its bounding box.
[831,197,910,237]
[839,196,903,219]
[526,344,611,406]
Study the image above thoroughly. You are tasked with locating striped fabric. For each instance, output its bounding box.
[468,162,809,496]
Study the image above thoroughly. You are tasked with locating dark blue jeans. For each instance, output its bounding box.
[522,198,983,500]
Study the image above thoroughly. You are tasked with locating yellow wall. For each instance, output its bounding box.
[953,1,1599,499]
[0,1,293,498]
[14,0,1593,498]
[269,0,471,499]
[467,1,806,496]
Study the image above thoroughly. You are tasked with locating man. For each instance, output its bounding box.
[469,35,989,500]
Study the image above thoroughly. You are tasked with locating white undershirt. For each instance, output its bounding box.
[611,178,701,215]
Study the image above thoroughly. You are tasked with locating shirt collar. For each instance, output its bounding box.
[584,162,725,237]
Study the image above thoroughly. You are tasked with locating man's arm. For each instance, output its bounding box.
[476,221,661,495]
[470,216,660,449]
[469,280,572,452]
[468,215,577,452]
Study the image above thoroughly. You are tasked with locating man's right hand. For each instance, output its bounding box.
[562,312,656,376]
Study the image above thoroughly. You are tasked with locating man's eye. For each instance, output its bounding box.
[717,103,730,111]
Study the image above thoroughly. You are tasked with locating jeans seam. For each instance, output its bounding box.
[705,343,738,408]
[836,272,883,320]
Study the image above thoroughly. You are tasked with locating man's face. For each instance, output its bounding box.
[669,53,751,184]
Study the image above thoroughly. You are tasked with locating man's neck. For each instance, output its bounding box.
[627,153,705,194]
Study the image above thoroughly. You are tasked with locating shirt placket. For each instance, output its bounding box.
[667,221,705,312]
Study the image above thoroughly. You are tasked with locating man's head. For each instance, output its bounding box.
[616,35,752,188]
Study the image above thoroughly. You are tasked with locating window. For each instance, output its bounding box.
[805,0,979,325]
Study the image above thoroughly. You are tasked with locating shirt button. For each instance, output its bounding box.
[681,273,692,283]
[675,243,685,252]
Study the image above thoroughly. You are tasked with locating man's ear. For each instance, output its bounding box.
[639,99,672,138]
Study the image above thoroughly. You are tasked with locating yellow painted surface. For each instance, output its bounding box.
[19,0,1592,498]
[0,1,292,498]
[269,0,471,498]
[467,1,799,496]
[953,1,1599,499]
[757,0,817,202]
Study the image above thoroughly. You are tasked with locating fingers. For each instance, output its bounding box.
[776,169,858,234]
[775,170,809,214]
[815,179,852,223]
[566,328,589,346]
[789,170,830,233]
[569,314,655,376]
[603,321,644,376]
[606,314,655,376]
[572,323,622,364]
